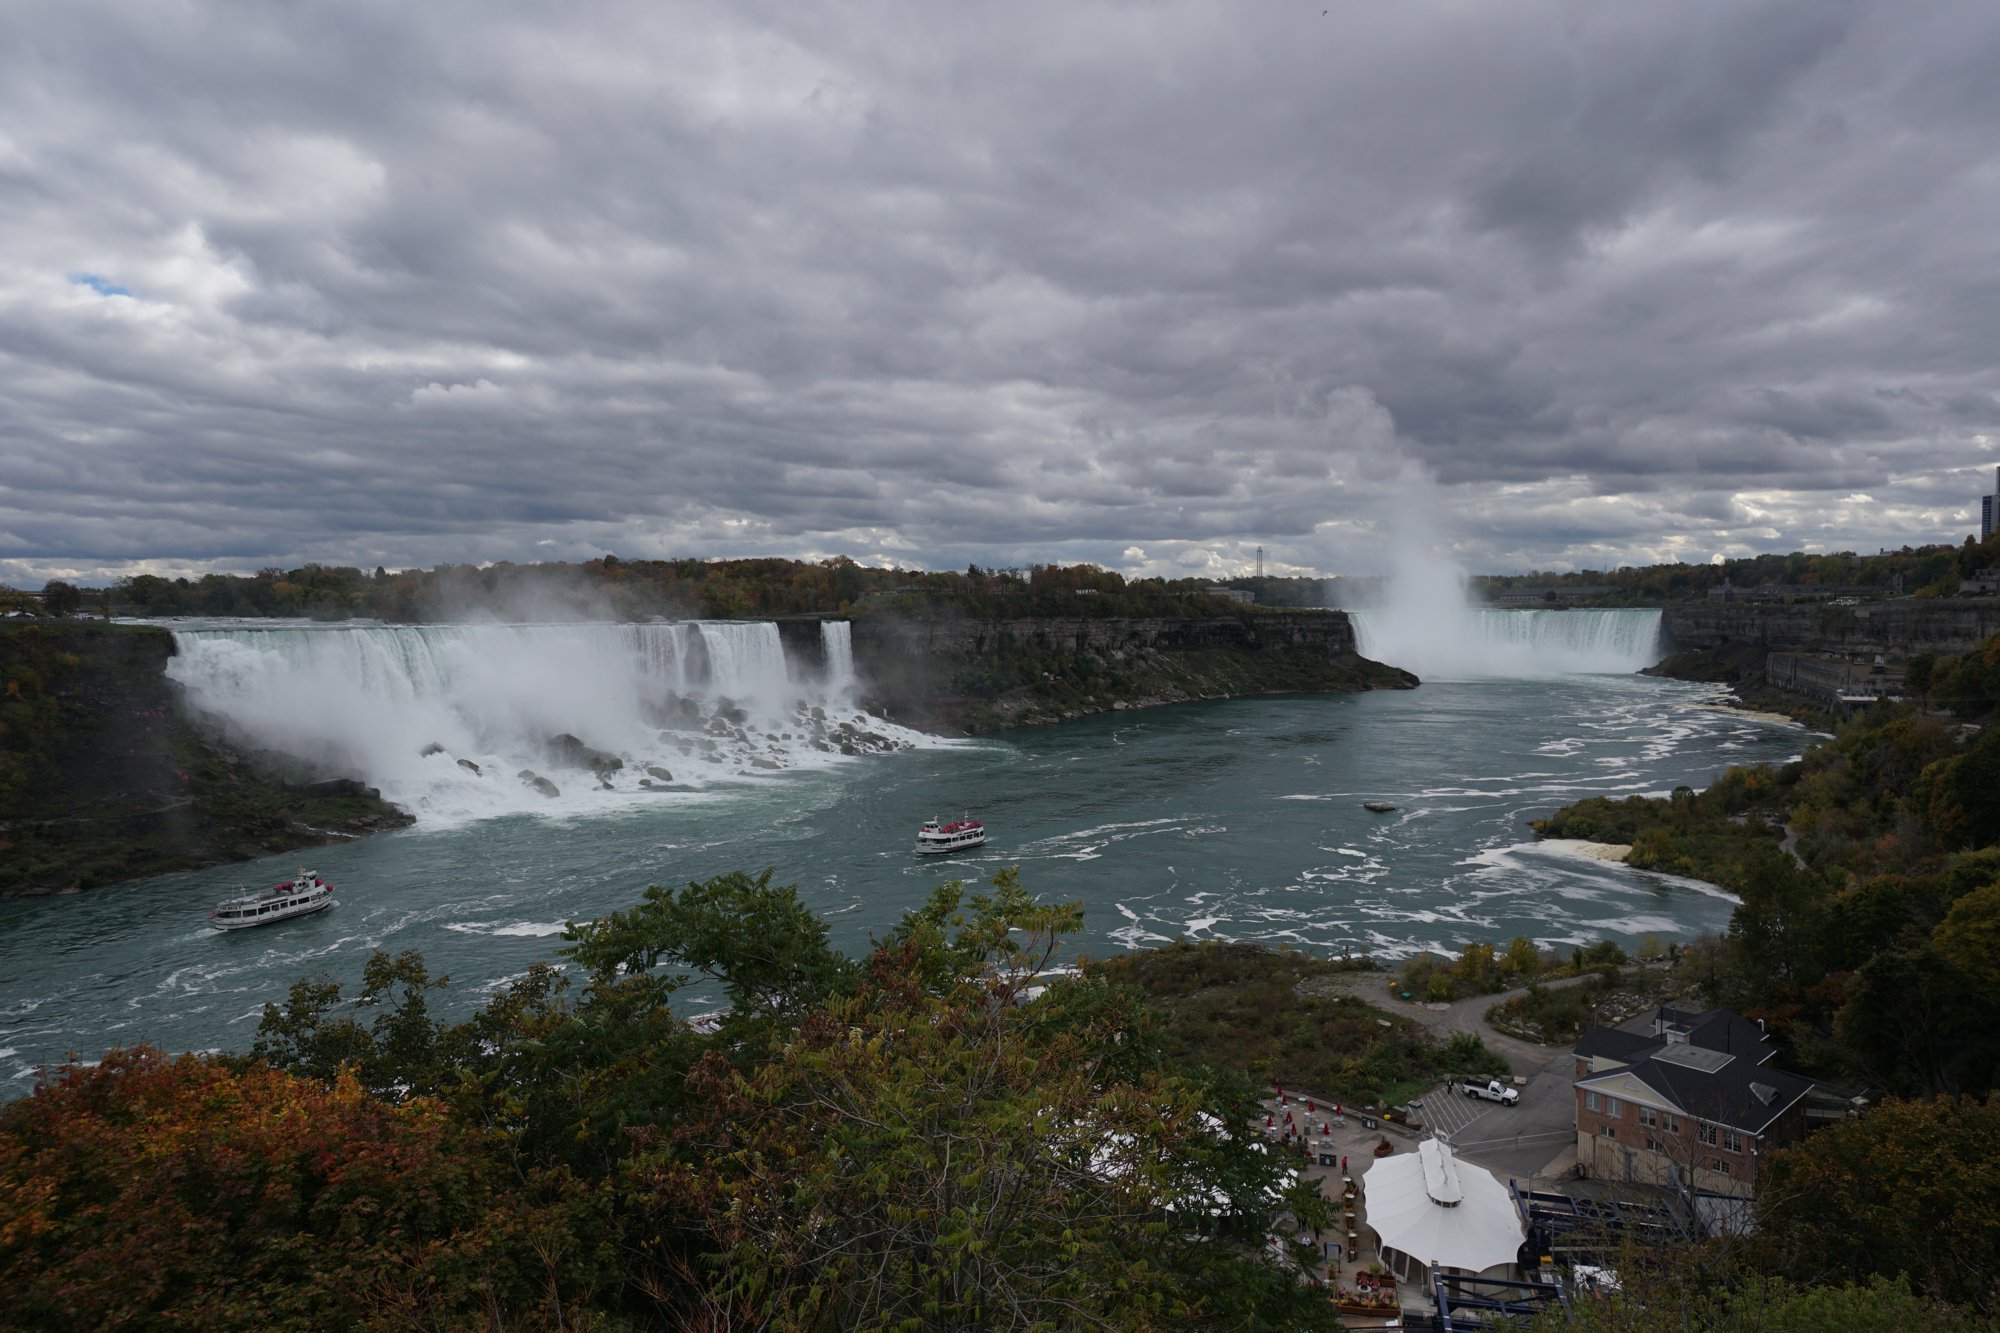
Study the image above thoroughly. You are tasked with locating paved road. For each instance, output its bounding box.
[1322,968,1605,1077]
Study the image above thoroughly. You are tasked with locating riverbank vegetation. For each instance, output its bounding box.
[1390,935,1637,1004]
[1535,632,2000,1101]
[0,871,1348,1331]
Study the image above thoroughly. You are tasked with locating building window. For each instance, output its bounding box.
[1698,1122,1718,1147]
[1645,1138,1664,1152]
[1605,1097,1623,1118]
[1665,1115,1679,1133]
[1600,1125,1616,1140]
[1711,1159,1729,1175]
[1639,1106,1658,1128]
[1723,1130,1744,1154]
[1585,1091,1600,1112]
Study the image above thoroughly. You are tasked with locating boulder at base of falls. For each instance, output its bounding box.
[645,765,673,781]
[456,758,481,775]
[546,733,623,775]
[517,769,561,798]
[420,742,447,757]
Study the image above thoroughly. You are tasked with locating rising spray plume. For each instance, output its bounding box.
[1338,465,1662,679]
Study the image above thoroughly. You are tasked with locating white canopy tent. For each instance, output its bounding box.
[1362,1137,1525,1279]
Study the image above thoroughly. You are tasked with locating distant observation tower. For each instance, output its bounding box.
[1256,546,1264,578]
[1985,465,2000,540]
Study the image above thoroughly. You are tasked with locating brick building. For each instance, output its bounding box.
[1572,1007,1814,1200]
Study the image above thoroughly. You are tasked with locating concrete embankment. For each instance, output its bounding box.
[846,610,1417,732]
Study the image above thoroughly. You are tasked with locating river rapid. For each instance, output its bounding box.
[0,611,1807,1092]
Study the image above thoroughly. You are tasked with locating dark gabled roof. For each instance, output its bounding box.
[1656,1007,1778,1065]
[1623,1055,1814,1135]
[1575,1027,1657,1064]
[1574,1006,1811,1134]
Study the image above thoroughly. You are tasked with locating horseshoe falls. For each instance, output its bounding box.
[1349,608,1664,680]
[164,619,920,823]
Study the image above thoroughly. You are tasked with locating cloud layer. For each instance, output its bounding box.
[3,0,1998,586]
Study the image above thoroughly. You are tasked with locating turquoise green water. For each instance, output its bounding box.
[0,674,1803,1091]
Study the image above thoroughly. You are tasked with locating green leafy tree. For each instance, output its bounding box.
[37,581,82,617]
[623,872,1333,1331]
[562,868,858,1025]
[1536,1272,1981,1332]
[1932,879,2000,992]
[1753,1096,2000,1314]
[248,948,465,1099]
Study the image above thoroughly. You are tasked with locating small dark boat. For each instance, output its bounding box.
[1362,801,1397,813]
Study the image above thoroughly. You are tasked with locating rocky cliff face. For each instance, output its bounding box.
[0,623,411,895]
[849,611,1415,732]
[1663,600,2000,656]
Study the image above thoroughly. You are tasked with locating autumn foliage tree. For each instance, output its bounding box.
[0,1049,618,1332]
[19,870,1332,1330]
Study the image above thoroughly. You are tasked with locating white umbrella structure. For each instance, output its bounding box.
[1362,1137,1525,1276]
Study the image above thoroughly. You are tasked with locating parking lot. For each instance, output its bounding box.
[1401,1070,1580,1182]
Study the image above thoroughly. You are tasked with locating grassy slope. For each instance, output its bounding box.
[1090,939,1504,1108]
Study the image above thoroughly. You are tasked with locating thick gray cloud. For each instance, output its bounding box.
[3,0,1998,588]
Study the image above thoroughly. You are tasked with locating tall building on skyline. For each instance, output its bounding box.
[1985,464,2000,540]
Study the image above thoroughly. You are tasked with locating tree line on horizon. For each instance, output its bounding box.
[5,529,1995,623]
[9,557,1257,623]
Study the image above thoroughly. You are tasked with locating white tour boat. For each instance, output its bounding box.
[211,870,336,930]
[916,815,987,855]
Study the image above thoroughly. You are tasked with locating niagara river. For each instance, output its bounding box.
[0,609,1808,1093]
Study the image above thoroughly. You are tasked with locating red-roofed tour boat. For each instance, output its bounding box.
[916,814,987,855]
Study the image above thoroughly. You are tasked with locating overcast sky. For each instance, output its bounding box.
[4,0,1998,588]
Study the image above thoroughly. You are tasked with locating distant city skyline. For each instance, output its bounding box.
[3,1,1998,588]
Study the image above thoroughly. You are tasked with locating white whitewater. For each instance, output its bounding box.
[820,621,857,697]
[1338,521,1661,678]
[1350,606,1664,679]
[164,620,917,823]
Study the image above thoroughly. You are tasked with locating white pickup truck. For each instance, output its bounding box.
[1462,1078,1520,1106]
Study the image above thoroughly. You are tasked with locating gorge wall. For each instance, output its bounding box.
[0,623,411,895]
[849,610,1416,732]
[1663,600,2000,657]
